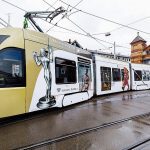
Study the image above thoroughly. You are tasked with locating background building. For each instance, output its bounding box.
[130,32,150,64]
[68,39,130,62]
[90,50,130,62]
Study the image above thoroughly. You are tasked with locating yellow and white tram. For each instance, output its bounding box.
[0,27,150,118]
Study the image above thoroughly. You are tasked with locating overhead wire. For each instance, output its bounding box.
[46,16,64,32]
[51,0,59,8]
[0,17,12,27]
[1,0,43,30]
[43,0,68,32]
[0,21,7,27]
[44,0,108,48]
[110,17,150,35]
[58,0,150,35]
[44,0,84,32]
[91,16,150,36]
[1,0,130,50]
[43,0,57,10]
[66,17,107,48]
[1,0,27,12]
[48,21,130,49]
[69,0,84,12]
[33,0,59,24]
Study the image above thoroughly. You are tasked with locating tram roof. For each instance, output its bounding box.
[0,27,92,58]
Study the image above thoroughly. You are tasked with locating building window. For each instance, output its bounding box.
[55,58,76,84]
[134,70,142,81]
[112,68,121,81]
[0,47,26,87]
[101,67,111,91]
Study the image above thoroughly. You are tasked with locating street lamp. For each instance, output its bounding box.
[93,32,117,59]
[105,32,111,36]
[92,32,111,36]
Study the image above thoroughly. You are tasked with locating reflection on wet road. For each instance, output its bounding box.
[0,90,150,149]
[36,115,150,150]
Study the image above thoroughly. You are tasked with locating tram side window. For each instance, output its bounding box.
[0,47,25,87]
[134,70,142,81]
[0,35,10,44]
[121,69,124,81]
[55,58,76,84]
[101,67,111,91]
[142,70,150,81]
[78,63,91,82]
[112,68,121,81]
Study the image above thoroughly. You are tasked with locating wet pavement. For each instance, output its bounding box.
[134,141,150,150]
[34,115,150,150]
[0,90,150,149]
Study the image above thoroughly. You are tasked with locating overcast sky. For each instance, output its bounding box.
[1,0,150,56]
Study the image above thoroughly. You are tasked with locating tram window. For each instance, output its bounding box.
[101,67,111,91]
[78,63,91,82]
[78,63,91,91]
[55,58,76,84]
[121,69,124,81]
[0,47,25,87]
[0,35,10,44]
[134,70,142,81]
[148,71,150,81]
[142,70,150,81]
[112,68,121,81]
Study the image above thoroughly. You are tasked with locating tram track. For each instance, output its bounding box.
[14,112,150,150]
[0,90,149,150]
[123,137,150,150]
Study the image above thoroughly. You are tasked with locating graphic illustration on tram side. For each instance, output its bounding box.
[122,67,129,91]
[81,69,90,91]
[78,64,91,92]
[31,48,56,111]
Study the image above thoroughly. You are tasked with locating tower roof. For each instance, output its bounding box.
[130,32,146,44]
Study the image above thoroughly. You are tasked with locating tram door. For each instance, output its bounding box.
[78,58,91,92]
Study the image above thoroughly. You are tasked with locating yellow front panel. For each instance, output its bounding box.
[25,40,48,112]
[0,28,24,50]
[0,88,25,118]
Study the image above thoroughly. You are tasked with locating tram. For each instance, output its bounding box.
[0,27,150,118]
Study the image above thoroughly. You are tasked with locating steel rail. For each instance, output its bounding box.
[123,137,150,150]
[15,112,150,150]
